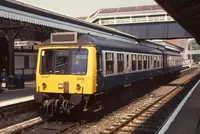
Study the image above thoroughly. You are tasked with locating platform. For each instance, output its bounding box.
[0,81,35,107]
[158,79,200,134]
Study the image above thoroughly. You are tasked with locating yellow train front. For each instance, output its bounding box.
[34,32,98,114]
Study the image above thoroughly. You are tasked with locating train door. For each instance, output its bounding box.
[96,53,104,91]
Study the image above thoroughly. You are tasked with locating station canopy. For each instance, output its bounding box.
[155,0,200,44]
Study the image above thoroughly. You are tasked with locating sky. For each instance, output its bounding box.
[17,0,157,17]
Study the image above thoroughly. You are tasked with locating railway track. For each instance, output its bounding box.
[0,67,198,134]
[0,100,38,129]
[99,68,200,134]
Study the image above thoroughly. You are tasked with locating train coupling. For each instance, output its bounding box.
[43,99,60,116]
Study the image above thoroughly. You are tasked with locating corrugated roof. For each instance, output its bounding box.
[0,0,137,43]
[165,39,187,49]
[88,5,162,19]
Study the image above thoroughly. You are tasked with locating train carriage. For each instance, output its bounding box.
[34,32,182,114]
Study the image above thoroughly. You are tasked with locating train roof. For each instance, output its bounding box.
[78,35,162,54]
[40,34,181,55]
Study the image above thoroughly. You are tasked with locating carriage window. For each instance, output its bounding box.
[138,55,142,70]
[117,53,124,73]
[160,56,163,67]
[157,56,160,68]
[105,52,114,74]
[127,55,129,68]
[151,56,153,67]
[143,55,147,70]
[148,55,150,69]
[132,54,137,71]
[154,56,157,68]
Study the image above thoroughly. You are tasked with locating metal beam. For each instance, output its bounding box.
[106,22,192,39]
[155,0,200,44]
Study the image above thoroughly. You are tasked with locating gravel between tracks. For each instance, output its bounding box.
[77,69,199,134]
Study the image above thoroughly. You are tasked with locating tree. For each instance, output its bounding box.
[188,39,200,50]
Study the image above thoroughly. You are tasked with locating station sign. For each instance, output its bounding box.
[14,41,35,47]
[50,32,78,44]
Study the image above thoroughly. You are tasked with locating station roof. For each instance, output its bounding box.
[0,0,137,43]
[155,0,200,44]
[87,5,163,20]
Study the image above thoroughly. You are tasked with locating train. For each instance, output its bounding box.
[34,32,182,115]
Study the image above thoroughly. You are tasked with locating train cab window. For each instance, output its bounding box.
[138,55,142,70]
[117,53,124,73]
[132,54,137,71]
[143,55,147,70]
[40,49,88,75]
[148,55,150,69]
[105,52,114,74]
[154,56,157,68]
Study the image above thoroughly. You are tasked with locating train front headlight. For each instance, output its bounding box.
[42,82,47,89]
[76,84,81,90]
[58,83,63,88]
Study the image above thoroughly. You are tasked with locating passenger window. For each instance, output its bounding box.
[127,55,129,68]
[143,55,147,70]
[148,55,150,69]
[105,52,114,74]
[157,56,160,68]
[151,56,153,67]
[154,56,157,68]
[117,53,124,73]
[138,55,142,70]
[160,56,163,67]
[132,54,137,71]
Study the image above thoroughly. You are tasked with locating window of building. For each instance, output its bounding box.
[143,55,147,69]
[105,52,114,74]
[24,56,29,68]
[132,54,137,71]
[138,55,142,70]
[117,53,124,73]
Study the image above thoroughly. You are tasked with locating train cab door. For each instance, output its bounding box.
[96,53,104,91]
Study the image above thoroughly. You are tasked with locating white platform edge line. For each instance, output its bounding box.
[180,67,190,73]
[158,79,200,134]
[0,95,34,107]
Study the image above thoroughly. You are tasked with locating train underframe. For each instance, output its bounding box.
[34,92,105,116]
[34,70,181,116]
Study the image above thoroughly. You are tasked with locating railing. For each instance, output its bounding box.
[96,15,174,25]
[185,50,200,55]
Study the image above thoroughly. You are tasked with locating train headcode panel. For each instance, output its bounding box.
[50,32,78,44]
